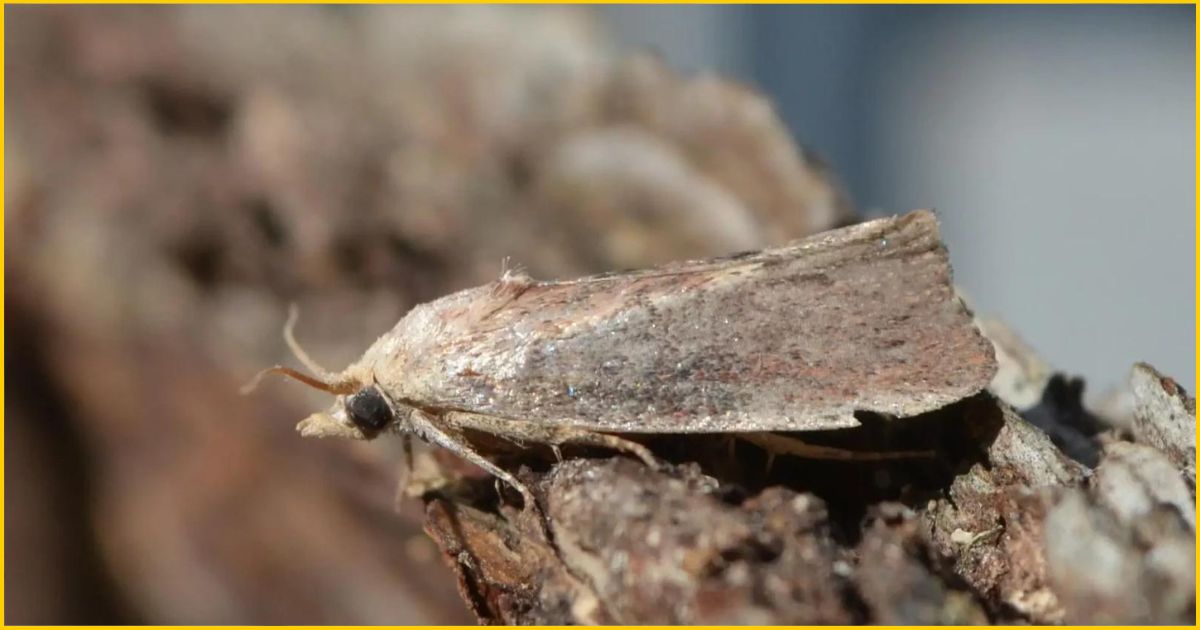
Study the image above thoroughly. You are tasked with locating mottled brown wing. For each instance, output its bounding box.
[399,210,997,433]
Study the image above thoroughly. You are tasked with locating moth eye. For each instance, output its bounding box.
[345,387,393,432]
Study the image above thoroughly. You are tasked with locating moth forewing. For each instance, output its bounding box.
[363,209,996,435]
[253,209,997,500]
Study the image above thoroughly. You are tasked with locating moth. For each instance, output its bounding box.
[245,210,997,507]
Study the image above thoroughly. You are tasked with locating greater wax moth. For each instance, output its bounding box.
[246,209,997,507]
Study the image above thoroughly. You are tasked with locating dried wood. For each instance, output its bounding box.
[424,384,1193,624]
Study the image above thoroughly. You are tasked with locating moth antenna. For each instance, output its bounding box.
[283,303,337,381]
[239,365,356,396]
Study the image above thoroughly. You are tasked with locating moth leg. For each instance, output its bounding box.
[392,434,416,510]
[546,427,660,469]
[739,432,935,461]
[409,410,539,511]
[764,450,778,476]
[444,411,659,469]
[401,433,414,479]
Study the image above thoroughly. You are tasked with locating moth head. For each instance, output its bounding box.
[295,385,395,439]
[241,305,406,440]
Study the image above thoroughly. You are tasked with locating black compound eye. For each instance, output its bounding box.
[345,387,393,432]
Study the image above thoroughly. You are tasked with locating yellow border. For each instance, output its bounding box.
[0,0,1196,3]
[0,2,1195,628]
[1,5,6,627]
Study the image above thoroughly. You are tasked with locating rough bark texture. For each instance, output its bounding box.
[1130,362,1197,490]
[423,377,1194,625]
[6,5,1192,625]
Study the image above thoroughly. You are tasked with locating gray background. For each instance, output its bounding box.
[602,5,1195,396]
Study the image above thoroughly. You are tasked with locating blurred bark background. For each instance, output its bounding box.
[4,5,1192,625]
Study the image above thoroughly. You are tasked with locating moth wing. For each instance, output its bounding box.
[397,210,997,433]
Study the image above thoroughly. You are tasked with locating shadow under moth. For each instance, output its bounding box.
[245,209,998,510]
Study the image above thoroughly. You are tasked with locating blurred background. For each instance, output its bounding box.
[5,5,1193,624]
